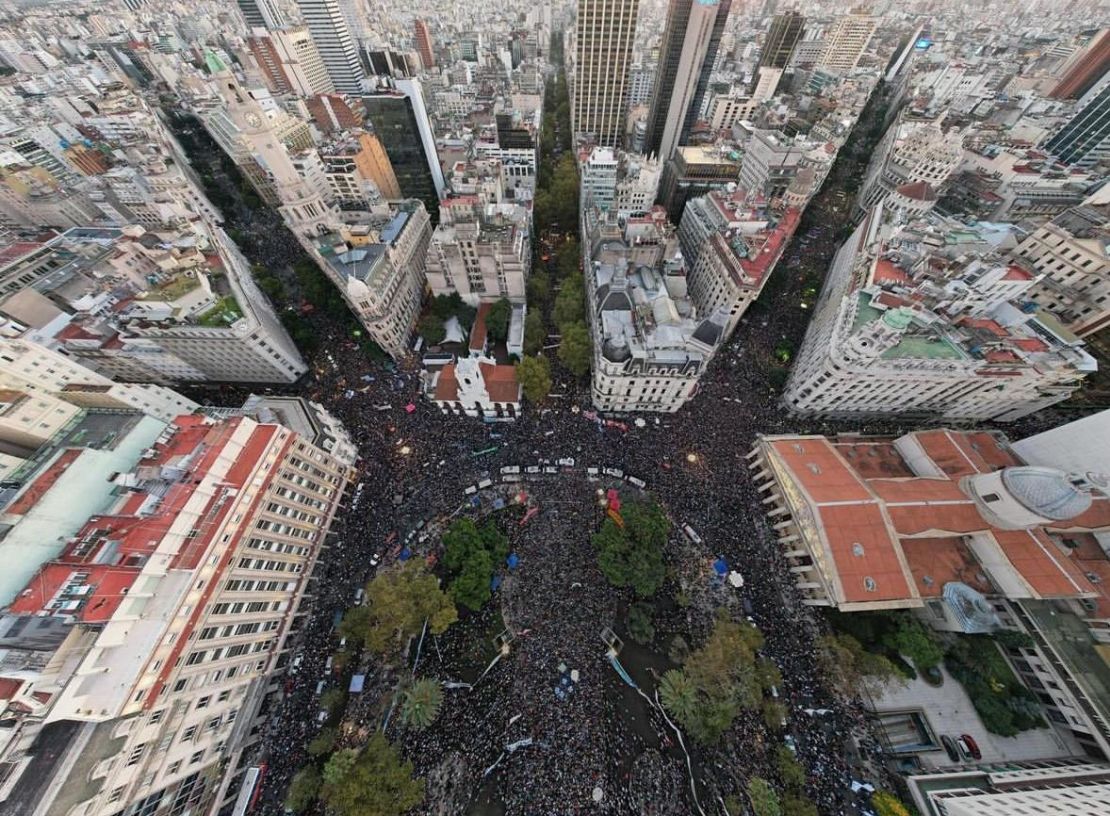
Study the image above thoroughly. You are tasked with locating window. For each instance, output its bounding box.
[189,750,205,765]
[195,696,210,710]
[150,709,165,724]
[167,760,182,776]
[126,743,147,766]
[181,725,197,742]
[982,492,1000,503]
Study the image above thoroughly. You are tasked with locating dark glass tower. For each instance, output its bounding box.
[1046,80,1110,168]
[362,91,441,223]
[756,11,805,72]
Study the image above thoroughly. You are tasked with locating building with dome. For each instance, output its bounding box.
[750,427,1110,757]
[856,113,963,217]
[583,207,727,413]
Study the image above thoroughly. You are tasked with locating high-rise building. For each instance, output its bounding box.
[644,0,723,162]
[681,0,731,145]
[816,13,876,74]
[1049,29,1110,100]
[757,11,805,72]
[1045,76,1110,169]
[236,0,288,30]
[248,26,335,97]
[571,0,639,147]
[296,0,365,95]
[362,81,445,223]
[414,18,435,68]
[0,412,354,816]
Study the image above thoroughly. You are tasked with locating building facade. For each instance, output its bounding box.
[571,0,639,146]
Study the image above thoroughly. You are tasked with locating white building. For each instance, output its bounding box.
[0,413,354,816]
[0,337,198,423]
[857,115,963,213]
[425,197,530,305]
[1017,204,1110,337]
[295,0,364,94]
[584,208,726,413]
[785,205,1097,423]
[426,354,521,420]
[311,203,432,360]
[580,146,618,212]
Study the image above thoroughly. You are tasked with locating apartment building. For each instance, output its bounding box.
[311,202,432,359]
[424,196,529,305]
[1017,204,1110,337]
[0,338,198,423]
[678,188,802,339]
[817,14,877,74]
[0,413,354,816]
[784,206,1095,423]
[857,116,963,213]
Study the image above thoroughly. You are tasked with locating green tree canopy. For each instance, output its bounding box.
[818,633,907,697]
[319,734,425,816]
[285,766,322,813]
[515,355,552,403]
[660,615,765,744]
[593,501,669,597]
[419,313,445,346]
[486,298,512,343]
[524,310,546,355]
[307,726,338,757]
[442,519,508,612]
[553,274,585,329]
[627,602,655,645]
[776,745,807,791]
[358,562,458,655]
[557,321,592,378]
[401,678,444,730]
[782,794,819,816]
[748,778,782,816]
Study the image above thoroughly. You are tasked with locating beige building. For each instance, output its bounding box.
[817,14,877,74]
[0,414,354,816]
[0,338,198,423]
[1017,204,1110,337]
[571,0,639,146]
[0,388,81,451]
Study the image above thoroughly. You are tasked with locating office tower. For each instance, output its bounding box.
[572,0,639,147]
[817,13,876,74]
[249,26,335,97]
[362,80,445,223]
[296,0,365,95]
[1050,29,1110,100]
[756,11,804,72]
[0,412,354,816]
[644,0,723,162]
[681,0,731,144]
[415,18,435,68]
[905,761,1110,816]
[236,0,288,30]
[1045,77,1110,169]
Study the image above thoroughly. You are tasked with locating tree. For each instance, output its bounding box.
[516,356,552,403]
[524,310,546,355]
[762,700,789,732]
[661,616,765,745]
[431,292,464,319]
[818,633,906,697]
[323,748,359,786]
[320,688,347,717]
[419,314,446,345]
[555,238,580,279]
[553,274,585,328]
[285,766,322,812]
[319,734,425,816]
[782,794,819,816]
[486,298,512,343]
[871,791,913,816]
[358,562,457,655]
[593,501,668,597]
[627,602,655,645]
[748,778,781,816]
[528,269,550,305]
[308,726,339,756]
[775,745,807,791]
[659,670,697,722]
[442,519,507,611]
[401,678,444,730]
[558,321,592,377]
[885,616,944,670]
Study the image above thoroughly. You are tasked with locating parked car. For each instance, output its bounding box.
[958,734,982,760]
[940,735,960,762]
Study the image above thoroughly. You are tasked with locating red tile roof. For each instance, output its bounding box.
[874,258,911,285]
